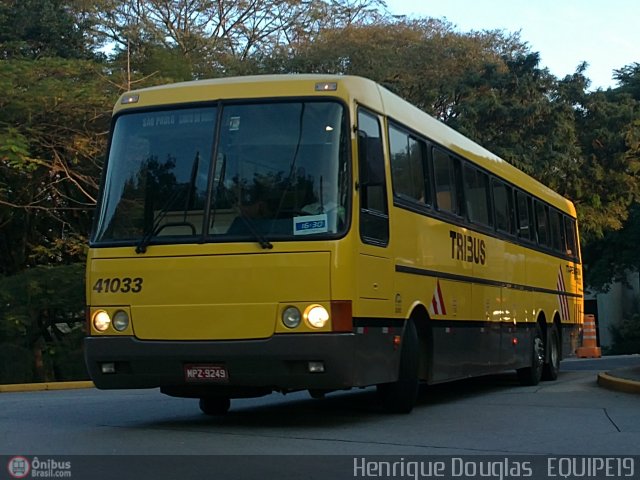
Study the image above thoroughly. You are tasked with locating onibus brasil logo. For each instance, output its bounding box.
[7,456,72,478]
[7,457,30,479]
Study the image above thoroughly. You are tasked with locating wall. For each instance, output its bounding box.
[585,271,640,348]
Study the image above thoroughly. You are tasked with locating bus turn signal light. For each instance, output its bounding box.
[330,300,352,332]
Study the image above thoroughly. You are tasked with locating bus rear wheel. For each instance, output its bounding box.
[517,323,544,386]
[377,320,419,414]
[542,325,560,381]
[199,397,231,416]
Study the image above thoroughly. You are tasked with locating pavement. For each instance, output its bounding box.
[1,368,639,394]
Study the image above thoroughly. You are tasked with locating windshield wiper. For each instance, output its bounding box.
[183,152,200,219]
[211,154,272,249]
[135,153,200,254]
[235,213,273,249]
[271,103,305,229]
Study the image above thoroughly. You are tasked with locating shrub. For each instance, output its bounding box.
[0,264,87,383]
[608,303,640,355]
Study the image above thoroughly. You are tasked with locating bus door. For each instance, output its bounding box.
[355,108,393,316]
[499,188,529,368]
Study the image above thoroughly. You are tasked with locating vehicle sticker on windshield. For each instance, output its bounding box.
[228,116,241,131]
[293,214,328,235]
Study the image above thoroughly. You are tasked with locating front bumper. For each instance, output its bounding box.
[85,332,399,397]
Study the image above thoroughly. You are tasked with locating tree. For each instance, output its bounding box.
[0,264,86,382]
[0,0,98,59]
[573,89,640,241]
[584,203,640,290]
[87,0,385,79]
[0,58,114,274]
[613,63,640,99]
[260,17,525,116]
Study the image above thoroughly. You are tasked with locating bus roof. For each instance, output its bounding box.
[115,74,576,217]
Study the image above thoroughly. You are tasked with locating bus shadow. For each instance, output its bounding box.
[140,372,521,431]
[416,371,521,406]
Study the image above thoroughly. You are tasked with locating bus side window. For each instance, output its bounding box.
[433,147,461,216]
[535,201,549,247]
[564,216,578,257]
[463,164,492,227]
[389,124,429,205]
[357,109,389,246]
[549,209,564,253]
[409,137,429,204]
[515,190,531,240]
[493,179,515,235]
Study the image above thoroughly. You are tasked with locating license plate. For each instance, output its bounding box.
[184,364,228,383]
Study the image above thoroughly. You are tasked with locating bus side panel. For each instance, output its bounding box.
[392,210,507,383]
[561,260,583,357]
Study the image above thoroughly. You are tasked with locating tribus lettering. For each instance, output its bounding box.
[449,230,486,265]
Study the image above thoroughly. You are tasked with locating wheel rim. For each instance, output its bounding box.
[550,334,558,368]
[534,336,545,370]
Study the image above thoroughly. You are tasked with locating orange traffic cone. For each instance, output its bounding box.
[576,314,602,358]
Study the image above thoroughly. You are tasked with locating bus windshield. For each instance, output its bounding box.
[92,101,349,248]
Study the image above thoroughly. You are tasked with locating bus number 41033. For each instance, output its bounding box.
[92,277,143,294]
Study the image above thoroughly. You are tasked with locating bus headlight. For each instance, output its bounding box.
[92,310,111,332]
[282,306,301,329]
[305,304,330,329]
[112,310,130,331]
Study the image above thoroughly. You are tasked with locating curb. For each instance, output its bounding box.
[3,373,638,395]
[0,381,94,393]
[597,372,640,395]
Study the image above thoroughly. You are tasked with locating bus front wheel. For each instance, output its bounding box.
[199,397,231,416]
[377,320,419,414]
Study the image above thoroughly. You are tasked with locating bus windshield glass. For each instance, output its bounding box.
[92,101,349,247]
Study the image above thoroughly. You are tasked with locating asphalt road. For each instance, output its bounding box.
[2,356,639,459]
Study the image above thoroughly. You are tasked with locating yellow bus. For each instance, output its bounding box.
[85,75,583,414]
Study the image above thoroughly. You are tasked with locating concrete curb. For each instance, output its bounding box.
[0,381,94,393]
[597,372,640,395]
[3,372,639,395]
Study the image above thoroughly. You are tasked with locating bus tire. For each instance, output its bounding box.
[308,389,327,399]
[377,320,419,414]
[199,397,231,415]
[517,323,544,386]
[542,325,560,381]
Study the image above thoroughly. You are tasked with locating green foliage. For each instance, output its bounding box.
[0,128,34,172]
[613,63,640,100]
[584,203,640,291]
[0,343,33,383]
[0,264,87,382]
[260,18,523,119]
[89,0,386,81]
[448,52,568,176]
[573,90,640,242]
[0,0,97,59]
[0,58,114,274]
[607,298,640,355]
